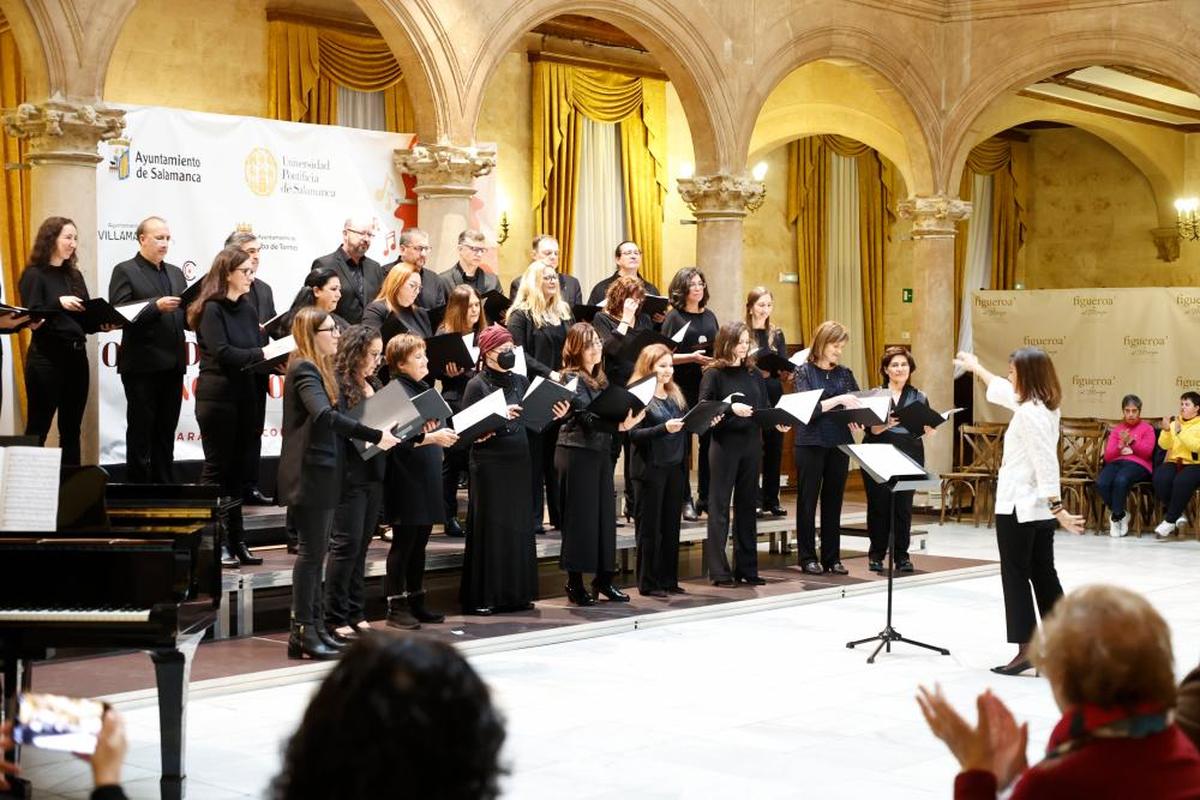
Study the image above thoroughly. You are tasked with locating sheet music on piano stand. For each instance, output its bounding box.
[0,446,61,531]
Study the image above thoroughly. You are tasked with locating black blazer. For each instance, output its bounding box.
[505,308,567,379]
[108,253,187,374]
[247,280,276,337]
[586,271,662,306]
[440,263,499,297]
[277,359,382,509]
[629,395,687,472]
[311,248,387,325]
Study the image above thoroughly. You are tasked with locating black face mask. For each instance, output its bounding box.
[495,350,516,370]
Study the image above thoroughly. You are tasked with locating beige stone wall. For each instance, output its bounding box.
[1021,127,1200,289]
[105,0,269,117]
[740,146,795,337]
[662,83,697,287]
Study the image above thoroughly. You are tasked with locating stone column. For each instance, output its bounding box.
[897,195,971,477]
[677,173,766,324]
[4,97,125,463]
[394,143,496,268]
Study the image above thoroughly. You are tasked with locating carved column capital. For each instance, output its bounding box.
[677,173,766,221]
[3,97,126,167]
[1151,227,1181,262]
[897,194,972,238]
[393,143,496,199]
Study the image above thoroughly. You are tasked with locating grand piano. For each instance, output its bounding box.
[0,472,228,800]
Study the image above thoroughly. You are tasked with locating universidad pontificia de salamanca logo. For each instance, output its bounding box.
[244,147,336,199]
[106,138,202,184]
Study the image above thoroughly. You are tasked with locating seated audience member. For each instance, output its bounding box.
[1153,391,1200,539]
[917,584,1200,799]
[1097,393,1155,538]
[271,636,506,800]
[1178,664,1200,752]
[1,710,128,799]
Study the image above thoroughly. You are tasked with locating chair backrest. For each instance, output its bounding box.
[957,424,1005,475]
[1059,423,1105,479]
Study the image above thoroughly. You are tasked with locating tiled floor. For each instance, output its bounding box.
[17,521,1200,799]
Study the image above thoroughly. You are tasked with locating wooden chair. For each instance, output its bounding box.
[1058,422,1105,532]
[939,423,1005,527]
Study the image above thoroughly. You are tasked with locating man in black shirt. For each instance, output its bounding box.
[587,241,664,323]
[109,216,187,483]
[311,217,387,324]
[383,227,449,312]
[508,234,583,306]
[439,229,500,297]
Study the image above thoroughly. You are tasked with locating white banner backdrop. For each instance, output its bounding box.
[971,287,1200,422]
[94,106,417,465]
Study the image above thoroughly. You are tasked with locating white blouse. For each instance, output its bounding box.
[986,376,1061,523]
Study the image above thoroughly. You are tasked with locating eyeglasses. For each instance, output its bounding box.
[462,245,487,255]
[235,267,257,276]
[619,249,642,257]
[407,245,432,253]
[689,280,706,288]
[368,350,383,361]
[345,228,375,238]
[317,325,340,335]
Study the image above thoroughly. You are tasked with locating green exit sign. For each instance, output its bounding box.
[902,288,913,303]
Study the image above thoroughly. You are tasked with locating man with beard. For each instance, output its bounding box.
[311,217,387,325]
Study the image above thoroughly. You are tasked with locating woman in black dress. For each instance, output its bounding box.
[325,325,386,641]
[863,346,937,574]
[18,216,98,465]
[279,307,400,660]
[460,325,566,614]
[436,285,486,536]
[557,323,645,605]
[364,263,432,344]
[382,333,460,630]
[700,321,780,586]
[187,245,267,567]
[507,261,571,534]
[746,287,788,518]
[661,267,718,520]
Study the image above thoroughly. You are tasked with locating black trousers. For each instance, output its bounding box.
[121,369,183,483]
[196,395,257,549]
[794,445,849,567]
[1152,462,1200,521]
[326,480,383,627]
[1095,459,1150,520]
[24,345,88,466]
[241,377,269,494]
[759,426,784,509]
[865,478,914,563]
[442,443,469,523]
[706,432,761,581]
[291,505,336,625]
[633,462,685,592]
[387,524,432,596]
[529,426,562,529]
[995,513,1063,643]
[683,431,712,506]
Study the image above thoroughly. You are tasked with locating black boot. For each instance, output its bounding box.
[228,516,262,566]
[564,572,594,606]
[316,624,349,652]
[385,595,420,630]
[287,622,338,660]
[591,572,630,603]
[682,497,699,522]
[409,591,445,624]
[220,541,239,569]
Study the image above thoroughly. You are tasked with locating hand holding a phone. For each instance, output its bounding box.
[82,709,126,789]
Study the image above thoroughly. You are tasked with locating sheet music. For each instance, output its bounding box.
[777,389,824,424]
[462,332,480,364]
[512,346,528,377]
[670,321,690,343]
[261,335,296,361]
[0,446,62,531]
[723,392,746,404]
[628,376,657,406]
[523,375,546,400]
[846,443,925,481]
[451,388,508,432]
[859,394,892,424]
[790,347,810,365]
[115,300,150,323]
[565,377,578,392]
[942,407,964,420]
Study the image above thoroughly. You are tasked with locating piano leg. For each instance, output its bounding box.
[0,658,32,800]
[151,633,201,800]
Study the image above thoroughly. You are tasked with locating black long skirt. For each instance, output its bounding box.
[460,433,538,610]
[555,444,616,574]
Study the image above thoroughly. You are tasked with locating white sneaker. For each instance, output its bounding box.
[1155,520,1176,539]
[1109,517,1122,538]
[1118,516,1130,537]
[1176,515,1188,530]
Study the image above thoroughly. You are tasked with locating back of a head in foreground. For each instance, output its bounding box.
[271,636,506,800]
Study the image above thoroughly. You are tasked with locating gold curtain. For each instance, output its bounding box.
[0,16,30,418]
[532,60,667,285]
[952,137,1028,338]
[786,135,891,360]
[267,20,413,131]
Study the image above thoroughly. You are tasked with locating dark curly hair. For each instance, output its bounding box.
[24,216,86,295]
[271,636,506,800]
[668,266,709,311]
[334,324,382,410]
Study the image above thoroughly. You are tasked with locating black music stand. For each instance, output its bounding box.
[839,443,950,664]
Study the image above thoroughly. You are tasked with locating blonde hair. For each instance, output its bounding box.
[807,320,850,364]
[1032,584,1176,709]
[630,343,685,409]
[512,261,570,327]
[376,263,420,312]
[289,306,339,403]
[385,333,426,380]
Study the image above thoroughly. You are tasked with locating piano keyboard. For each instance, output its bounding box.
[0,607,152,623]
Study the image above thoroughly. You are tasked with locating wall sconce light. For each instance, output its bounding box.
[496,211,510,247]
[751,161,769,181]
[1176,197,1199,241]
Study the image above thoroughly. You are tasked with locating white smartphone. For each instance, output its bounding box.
[12,692,105,754]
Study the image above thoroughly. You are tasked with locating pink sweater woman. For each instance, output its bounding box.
[1097,394,1155,537]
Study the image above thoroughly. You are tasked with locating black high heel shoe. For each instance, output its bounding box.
[591,581,630,602]
[565,582,595,606]
[287,623,338,660]
[233,541,263,566]
[990,659,1036,676]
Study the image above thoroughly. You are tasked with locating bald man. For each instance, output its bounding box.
[311,217,387,324]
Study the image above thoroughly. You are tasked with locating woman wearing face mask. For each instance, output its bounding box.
[364,263,431,344]
[557,323,645,605]
[459,325,567,615]
[746,287,788,518]
[1152,391,1200,539]
[436,285,487,537]
[792,320,865,576]
[1095,394,1154,538]
[507,261,572,535]
[700,321,781,587]
[381,334,460,630]
[279,307,401,660]
[863,346,935,573]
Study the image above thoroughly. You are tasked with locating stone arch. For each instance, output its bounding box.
[0,1,48,98]
[738,27,940,196]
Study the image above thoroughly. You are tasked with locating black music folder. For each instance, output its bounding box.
[481,290,511,323]
[346,378,423,458]
[179,279,203,308]
[573,303,603,324]
[680,399,728,433]
[74,298,130,333]
[641,294,670,318]
[586,375,657,422]
[245,335,296,374]
[451,388,511,445]
[261,310,291,341]
[751,350,795,376]
[616,328,677,363]
[379,315,407,346]
[894,401,962,432]
[412,388,453,425]
[826,394,891,426]
[0,302,59,322]
[424,332,478,376]
[519,376,577,433]
[752,388,824,427]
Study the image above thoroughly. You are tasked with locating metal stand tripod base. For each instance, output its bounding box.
[847,625,951,664]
